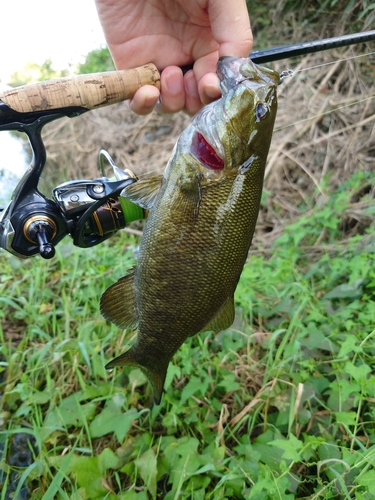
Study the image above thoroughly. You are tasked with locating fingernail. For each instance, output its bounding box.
[129,94,158,115]
[165,70,183,95]
[205,82,221,100]
[144,95,159,108]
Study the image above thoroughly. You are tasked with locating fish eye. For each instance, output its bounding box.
[256,103,268,120]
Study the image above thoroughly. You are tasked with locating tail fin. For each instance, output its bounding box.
[105,349,167,405]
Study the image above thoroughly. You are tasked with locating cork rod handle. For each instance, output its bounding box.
[0,63,161,114]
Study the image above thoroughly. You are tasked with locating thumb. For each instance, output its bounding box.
[208,0,253,58]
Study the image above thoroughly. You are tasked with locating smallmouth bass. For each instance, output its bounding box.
[100,57,279,404]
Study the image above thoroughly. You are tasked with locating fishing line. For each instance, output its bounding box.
[277,50,375,131]
[279,51,375,82]
[138,49,375,174]
[291,50,375,75]
[275,94,375,132]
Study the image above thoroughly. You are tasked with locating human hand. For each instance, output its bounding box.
[95,0,252,115]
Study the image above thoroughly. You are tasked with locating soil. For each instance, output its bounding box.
[32,42,375,252]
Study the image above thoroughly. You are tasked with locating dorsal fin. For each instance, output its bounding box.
[100,268,138,330]
[121,175,163,209]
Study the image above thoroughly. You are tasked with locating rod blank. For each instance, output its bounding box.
[250,30,375,63]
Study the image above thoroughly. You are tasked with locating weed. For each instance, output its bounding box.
[1,173,375,498]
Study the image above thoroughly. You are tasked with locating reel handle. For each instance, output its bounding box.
[0,64,160,114]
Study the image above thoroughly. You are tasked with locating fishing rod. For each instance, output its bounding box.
[0,30,374,259]
[250,29,375,63]
[179,30,375,72]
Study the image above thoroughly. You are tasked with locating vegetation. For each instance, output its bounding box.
[76,47,115,75]
[7,46,114,88]
[1,0,375,498]
[1,172,375,498]
[8,59,69,88]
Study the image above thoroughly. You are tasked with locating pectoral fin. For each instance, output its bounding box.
[100,268,138,330]
[121,175,163,209]
[199,296,235,334]
[105,348,167,405]
[178,173,203,218]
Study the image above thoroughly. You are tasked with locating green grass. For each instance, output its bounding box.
[1,171,375,499]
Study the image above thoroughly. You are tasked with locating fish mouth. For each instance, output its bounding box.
[217,57,246,94]
[217,56,280,95]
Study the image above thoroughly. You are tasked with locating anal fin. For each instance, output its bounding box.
[100,268,138,330]
[105,347,167,405]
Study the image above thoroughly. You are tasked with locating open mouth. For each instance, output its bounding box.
[191,132,224,170]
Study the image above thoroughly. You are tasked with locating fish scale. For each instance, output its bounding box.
[100,56,279,404]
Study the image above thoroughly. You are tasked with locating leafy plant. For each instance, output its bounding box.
[77,46,115,74]
[1,172,375,498]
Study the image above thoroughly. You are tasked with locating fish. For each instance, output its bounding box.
[100,56,279,404]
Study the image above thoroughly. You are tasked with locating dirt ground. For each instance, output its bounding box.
[39,42,375,250]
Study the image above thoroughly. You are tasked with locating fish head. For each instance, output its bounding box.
[216,56,280,171]
[173,57,279,183]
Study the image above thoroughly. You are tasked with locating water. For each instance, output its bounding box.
[0,132,28,206]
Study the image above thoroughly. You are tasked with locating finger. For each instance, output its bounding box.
[184,70,204,116]
[128,85,160,115]
[208,0,253,58]
[193,53,221,106]
[156,66,185,113]
[197,72,221,105]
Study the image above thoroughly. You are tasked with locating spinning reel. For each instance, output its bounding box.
[0,108,145,259]
[0,142,142,260]
[0,65,160,259]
